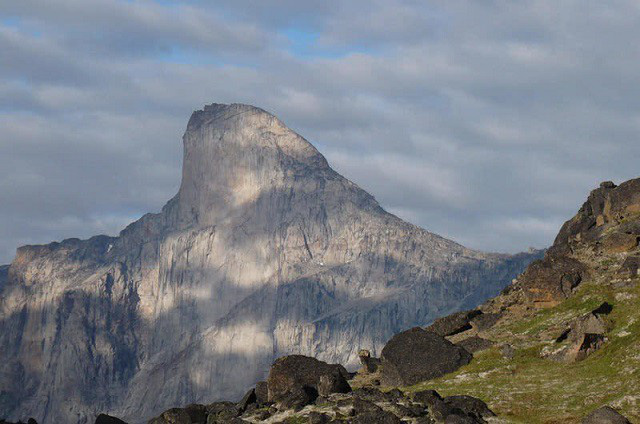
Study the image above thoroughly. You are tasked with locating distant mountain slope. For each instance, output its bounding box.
[406,179,640,422]
[0,103,539,423]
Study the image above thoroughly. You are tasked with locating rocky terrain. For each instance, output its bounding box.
[43,178,638,424]
[0,104,539,424]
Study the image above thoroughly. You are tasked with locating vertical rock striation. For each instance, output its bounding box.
[0,104,540,423]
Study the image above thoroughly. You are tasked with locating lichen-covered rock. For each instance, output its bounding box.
[267,355,350,403]
[254,381,269,405]
[380,327,472,386]
[519,254,587,305]
[147,408,191,424]
[426,310,482,337]
[456,336,495,353]
[183,404,207,424]
[470,312,502,331]
[443,396,495,421]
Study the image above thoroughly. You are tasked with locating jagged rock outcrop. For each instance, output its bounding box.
[0,103,538,423]
[520,179,640,305]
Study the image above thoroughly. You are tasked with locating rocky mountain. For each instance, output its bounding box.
[88,179,640,424]
[0,103,539,424]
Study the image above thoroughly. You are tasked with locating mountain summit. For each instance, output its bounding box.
[0,103,539,423]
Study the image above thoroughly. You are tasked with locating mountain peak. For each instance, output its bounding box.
[186,103,273,132]
[176,103,334,227]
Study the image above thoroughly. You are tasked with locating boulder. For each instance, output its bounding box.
[317,373,351,397]
[148,408,191,424]
[551,311,608,362]
[470,313,502,332]
[96,414,128,424]
[592,302,613,315]
[582,406,631,423]
[456,336,495,353]
[255,381,269,405]
[352,387,395,403]
[267,355,351,403]
[411,389,443,406]
[426,310,482,337]
[500,344,516,359]
[206,402,241,424]
[352,397,384,415]
[620,255,640,277]
[444,414,482,424]
[307,412,331,424]
[184,404,207,423]
[277,385,317,411]
[519,254,587,305]
[443,395,495,421]
[352,410,403,424]
[380,327,472,386]
[358,349,382,373]
[237,388,257,412]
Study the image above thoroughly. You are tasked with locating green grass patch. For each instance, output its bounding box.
[401,280,640,423]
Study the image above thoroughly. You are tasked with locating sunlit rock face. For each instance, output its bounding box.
[0,104,540,423]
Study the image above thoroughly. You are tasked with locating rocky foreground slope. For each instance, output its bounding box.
[53,179,640,424]
[0,104,538,424]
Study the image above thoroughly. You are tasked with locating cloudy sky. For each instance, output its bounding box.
[1,0,640,263]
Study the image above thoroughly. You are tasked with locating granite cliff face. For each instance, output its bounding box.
[0,104,539,423]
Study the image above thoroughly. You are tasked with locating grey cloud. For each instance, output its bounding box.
[1,1,640,263]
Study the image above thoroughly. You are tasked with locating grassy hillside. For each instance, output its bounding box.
[405,248,640,423]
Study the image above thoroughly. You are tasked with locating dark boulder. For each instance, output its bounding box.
[237,388,257,412]
[96,414,128,424]
[443,395,495,421]
[147,408,190,424]
[267,355,351,403]
[592,302,613,315]
[582,406,631,424]
[411,389,443,406]
[255,381,269,405]
[308,412,331,424]
[317,373,351,397]
[352,410,403,424]
[551,311,608,362]
[352,387,395,403]
[456,336,495,353]
[206,402,241,424]
[352,397,384,415]
[184,404,207,423]
[444,414,482,424]
[519,254,587,305]
[277,385,317,411]
[620,255,640,278]
[426,310,482,337]
[358,349,381,373]
[380,327,472,386]
[470,313,502,332]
